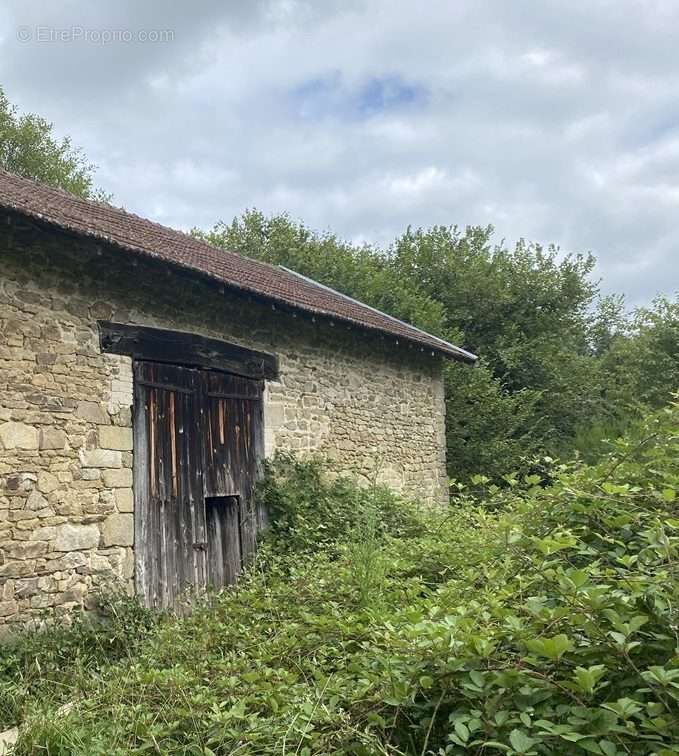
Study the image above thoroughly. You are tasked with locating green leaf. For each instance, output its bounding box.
[509,729,537,753]
[454,721,470,743]
[598,741,618,756]
[601,698,643,719]
[572,665,607,695]
[578,739,603,754]
[525,634,573,660]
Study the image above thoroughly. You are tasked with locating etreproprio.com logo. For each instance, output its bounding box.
[17,25,175,44]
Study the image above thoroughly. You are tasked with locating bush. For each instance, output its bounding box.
[258,452,426,554]
[8,404,679,754]
[378,404,679,754]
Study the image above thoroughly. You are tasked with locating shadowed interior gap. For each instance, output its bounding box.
[205,496,243,589]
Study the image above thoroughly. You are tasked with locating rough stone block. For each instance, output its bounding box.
[0,421,39,449]
[101,513,134,546]
[38,470,60,494]
[54,523,100,551]
[30,526,56,541]
[265,403,285,428]
[9,509,37,522]
[30,593,55,609]
[61,551,88,569]
[0,560,35,578]
[75,401,109,425]
[115,488,134,513]
[26,490,48,510]
[102,468,133,488]
[90,554,115,574]
[80,449,122,468]
[56,586,84,605]
[39,427,67,450]
[14,578,40,598]
[36,352,57,366]
[0,601,18,618]
[122,547,134,579]
[4,541,48,560]
[97,425,133,451]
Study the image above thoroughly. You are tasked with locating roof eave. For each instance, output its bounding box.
[2,203,478,363]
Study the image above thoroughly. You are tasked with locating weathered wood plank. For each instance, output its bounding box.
[200,372,263,565]
[132,363,150,605]
[135,361,206,609]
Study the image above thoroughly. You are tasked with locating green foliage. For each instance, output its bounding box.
[383,226,633,461]
[199,210,679,481]
[258,452,426,555]
[571,415,632,464]
[0,86,108,200]
[9,403,679,754]
[601,296,679,411]
[389,227,597,382]
[445,361,544,479]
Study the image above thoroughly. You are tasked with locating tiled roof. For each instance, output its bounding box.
[0,170,476,362]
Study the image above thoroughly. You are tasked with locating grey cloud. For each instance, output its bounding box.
[0,0,677,305]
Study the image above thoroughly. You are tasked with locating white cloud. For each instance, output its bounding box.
[1,0,678,304]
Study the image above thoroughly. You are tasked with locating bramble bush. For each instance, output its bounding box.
[4,403,679,754]
[257,452,426,555]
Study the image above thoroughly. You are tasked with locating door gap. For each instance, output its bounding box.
[205,496,242,589]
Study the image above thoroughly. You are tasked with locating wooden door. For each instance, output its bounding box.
[133,361,264,609]
[201,371,265,568]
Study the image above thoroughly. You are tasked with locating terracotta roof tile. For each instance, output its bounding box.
[0,170,476,362]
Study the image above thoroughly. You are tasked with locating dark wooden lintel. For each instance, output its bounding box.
[98,321,278,380]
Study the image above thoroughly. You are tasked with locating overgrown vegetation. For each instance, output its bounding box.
[0,591,158,734]
[3,402,679,754]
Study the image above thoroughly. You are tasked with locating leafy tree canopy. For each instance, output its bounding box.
[0,86,107,200]
[201,210,679,478]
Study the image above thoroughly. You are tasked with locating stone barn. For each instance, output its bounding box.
[0,170,476,624]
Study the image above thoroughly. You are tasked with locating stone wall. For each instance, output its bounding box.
[0,222,448,626]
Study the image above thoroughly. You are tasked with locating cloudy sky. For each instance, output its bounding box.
[1,0,677,304]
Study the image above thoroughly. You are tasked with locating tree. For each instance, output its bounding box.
[602,295,679,410]
[201,212,600,478]
[445,361,543,480]
[389,226,607,447]
[0,86,107,200]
